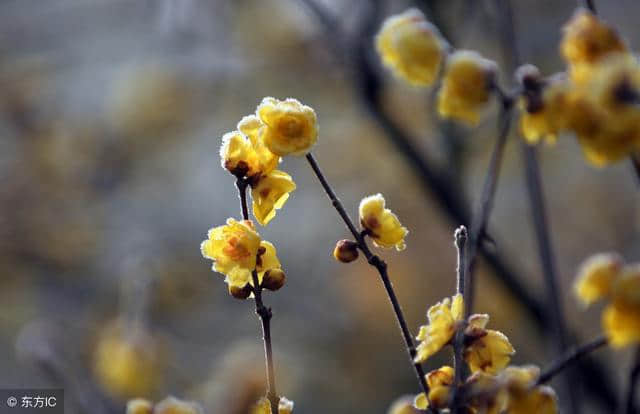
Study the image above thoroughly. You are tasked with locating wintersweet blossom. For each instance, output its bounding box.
[251,170,297,226]
[375,8,446,86]
[200,219,261,287]
[359,194,408,251]
[437,50,497,125]
[464,314,515,374]
[256,97,318,156]
[251,397,294,414]
[414,293,464,363]
[413,366,454,410]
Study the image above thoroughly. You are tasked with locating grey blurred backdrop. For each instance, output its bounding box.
[0,0,639,413]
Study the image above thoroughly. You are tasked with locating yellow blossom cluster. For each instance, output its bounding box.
[519,9,640,166]
[200,218,284,295]
[574,253,640,347]
[414,294,514,374]
[126,396,203,414]
[375,9,498,126]
[220,97,318,225]
[359,194,408,251]
[251,396,294,414]
[412,364,557,413]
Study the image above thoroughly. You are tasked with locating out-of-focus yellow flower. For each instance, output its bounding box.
[437,50,497,126]
[251,397,295,414]
[251,170,296,226]
[126,399,153,414]
[500,365,558,414]
[560,8,628,84]
[464,320,515,374]
[200,219,261,287]
[574,252,623,305]
[154,396,204,414]
[359,194,408,251]
[93,321,164,400]
[519,79,570,145]
[256,97,318,156]
[387,396,420,414]
[466,372,505,414]
[415,294,464,363]
[413,366,455,410]
[375,8,446,86]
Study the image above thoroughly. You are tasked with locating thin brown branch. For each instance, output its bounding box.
[305,152,434,411]
[536,335,607,386]
[236,178,279,413]
[631,153,640,187]
[582,0,597,13]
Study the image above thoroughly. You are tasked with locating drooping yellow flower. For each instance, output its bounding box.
[437,50,497,126]
[465,329,515,374]
[560,8,628,84]
[413,366,455,410]
[375,8,446,86]
[574,252,623,305]
[220,122,279,182]
[256,97,318,156]
[519,78,570,145]
[415,293,464,363]
[564,55,640,165]
[251,170,297,226]
[359,194,408,251]
[604,265,640,347]
[93,320,164,400]
[200,219,261,287]
[251,397,295,414]
[256,240,282,285]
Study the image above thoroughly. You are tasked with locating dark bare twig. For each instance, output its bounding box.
[305,153,435,412]
[536,335,607,386]
[582,0,597,13]
[631,154,640,186]
[236,178,279,413]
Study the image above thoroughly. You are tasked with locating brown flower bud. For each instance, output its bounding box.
[333,239,359,263]
[262,269,286,291]
[228,283,252,300]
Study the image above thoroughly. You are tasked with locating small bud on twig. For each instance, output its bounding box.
[262,269,286,291]
[333,239,359,263]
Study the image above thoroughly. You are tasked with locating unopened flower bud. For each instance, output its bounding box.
[262,268,286,291]
[229,283,253,300]
[333,240,359,263]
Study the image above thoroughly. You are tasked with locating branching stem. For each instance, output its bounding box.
[536,335,607,386]
[236,178,279,413]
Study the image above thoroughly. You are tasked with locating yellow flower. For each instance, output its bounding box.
[359,194,408,251]
[387,396,421,414]
[465,329,515,374]
[375,8,446,86]
[93,320,164,400]
[220,116,280,181]
[500,365,558,414]
[573,252,623,305]
[519,79,570,145]
[200,219,261,287]
[251,397,295,414]
[127,399,153,414]
[256,240,282,285]
[251,170,296,226]
[560,8,627,84]
[154,397,203,414]
[565,55,640,165]
[437,50,497,126]
[465,372,505,414]
[256,97,318,156]
[604,265,640,347]
[413,366,455,410]
[415,293,464,363]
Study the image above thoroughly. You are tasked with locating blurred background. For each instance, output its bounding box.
[1,0,639,413]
